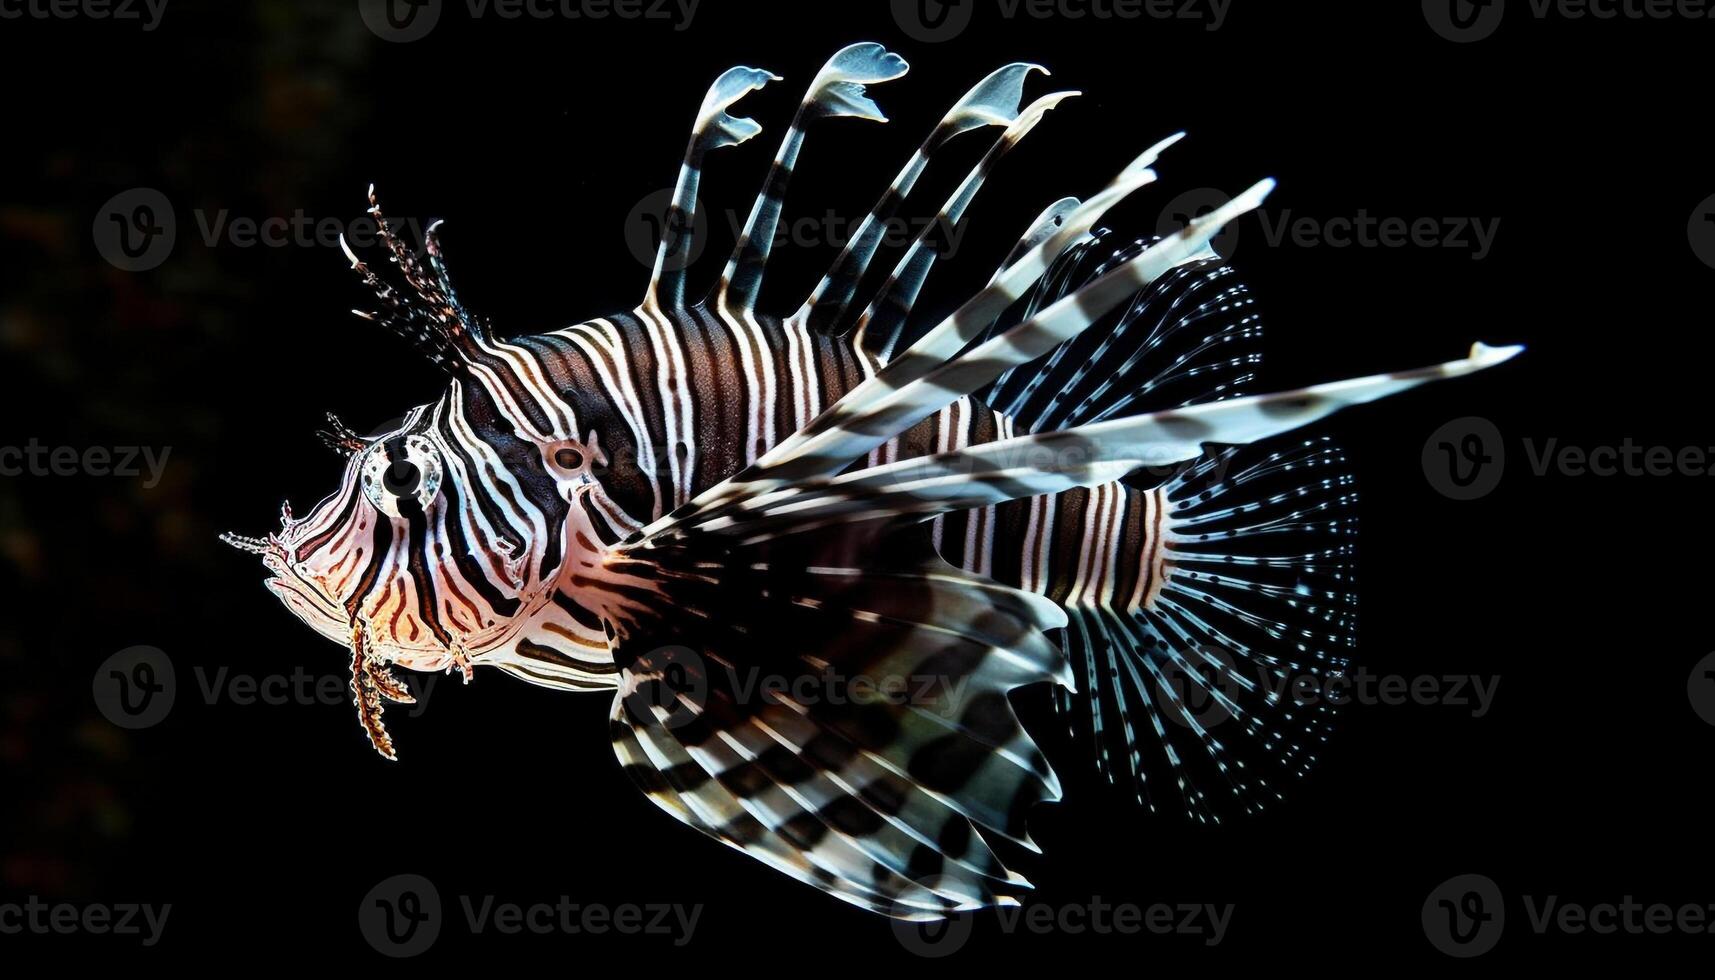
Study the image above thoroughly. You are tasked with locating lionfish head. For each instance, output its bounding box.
[221,191,610,700]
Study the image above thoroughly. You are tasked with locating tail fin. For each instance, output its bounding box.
[1056,438,1359,820]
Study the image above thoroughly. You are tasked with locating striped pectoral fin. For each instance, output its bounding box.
[603,527,1065,917]
[715,42,909,315]
[646,65,781,312]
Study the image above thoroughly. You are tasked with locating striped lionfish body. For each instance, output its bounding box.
[225,44,1520,918]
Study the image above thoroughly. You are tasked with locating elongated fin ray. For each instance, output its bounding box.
[650,176,1270,534]
[981,229,1263,430]
[649,343,1523,543]
[635,139,1184,542]
[796,63,1048,334]
[851,91,1081,359]
[645,66,780,313]
[715,43,909,314]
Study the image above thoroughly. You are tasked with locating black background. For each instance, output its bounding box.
[2,0,1710,967]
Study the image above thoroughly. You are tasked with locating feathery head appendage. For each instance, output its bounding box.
[342,188,488,375]
[317,411,369,457]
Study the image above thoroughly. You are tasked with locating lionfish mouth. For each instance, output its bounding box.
[219,499,300,568]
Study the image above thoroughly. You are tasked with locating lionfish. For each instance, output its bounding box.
[223,43,1518,918]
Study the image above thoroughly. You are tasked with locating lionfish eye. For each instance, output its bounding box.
[383,460,422,496]
[553,448,585,470]
[360,435,443,518]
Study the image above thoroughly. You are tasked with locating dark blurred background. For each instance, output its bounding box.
[2,0,1710,966]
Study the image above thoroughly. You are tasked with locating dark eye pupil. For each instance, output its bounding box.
[554,448,585,469]
[383,460,421,496]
